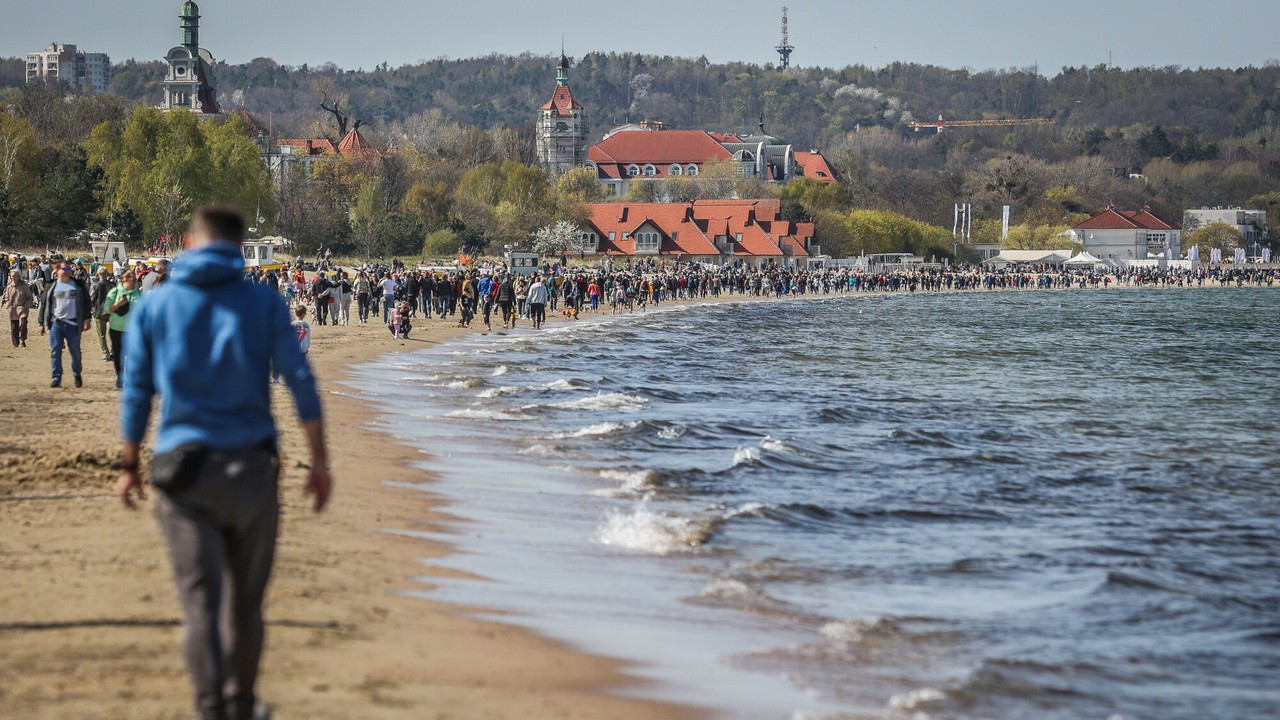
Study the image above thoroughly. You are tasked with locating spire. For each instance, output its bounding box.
[180,1,200,49]
[556,47,570,87]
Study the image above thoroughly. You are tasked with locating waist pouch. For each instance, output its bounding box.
[150,444,209,493]
[150,438,277,493]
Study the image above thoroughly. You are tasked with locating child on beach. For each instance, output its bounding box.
[389,300,412,339]
[293,304,311,356]
[274,305,311,384]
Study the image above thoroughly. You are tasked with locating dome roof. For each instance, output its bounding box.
[182,1,199,16]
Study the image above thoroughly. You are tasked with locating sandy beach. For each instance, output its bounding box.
[0,310,696,720]
[3,276,1272,719]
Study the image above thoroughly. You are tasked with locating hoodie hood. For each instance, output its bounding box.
[171,244,246,287]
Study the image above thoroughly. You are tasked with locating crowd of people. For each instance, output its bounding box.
[3,248,1278,391]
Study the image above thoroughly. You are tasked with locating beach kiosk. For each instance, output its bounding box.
[90,240,129,273]
[505,251,541,276]
[241,239,285,271]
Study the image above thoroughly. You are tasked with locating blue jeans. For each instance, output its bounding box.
[382,295,394,323]
[50,320,83,382]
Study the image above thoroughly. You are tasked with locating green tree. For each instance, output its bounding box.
[422,228,462,258]
[556,166,608,203]
[400,181,452,230]
[1185,222,1244,253]
[351,179,387,259]
[19,144,104,248]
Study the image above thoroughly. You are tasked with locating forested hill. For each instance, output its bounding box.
[4,52,1280,258]
[5,52,1279,154]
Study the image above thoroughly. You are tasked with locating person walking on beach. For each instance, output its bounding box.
[526,274,548,330]
[141,258,171,293]
[38,261,92,388]
[115,206,332,720]
[2,269,35,347]
[104,270,141,389]
[496,273,516,329]
[91,267,116,361]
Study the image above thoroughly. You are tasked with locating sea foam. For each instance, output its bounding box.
[597,499,711,555]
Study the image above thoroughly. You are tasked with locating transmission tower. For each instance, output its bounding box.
[776,6,794,69]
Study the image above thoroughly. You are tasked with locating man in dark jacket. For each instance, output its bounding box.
[38,261,93,388]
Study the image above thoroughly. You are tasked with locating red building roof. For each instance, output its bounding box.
[585,199,814,258]
[1074,207,1177,231]
[794,150,839,183]
[588,130,733,179]
[336,128,380,156]
[542,85,582,116]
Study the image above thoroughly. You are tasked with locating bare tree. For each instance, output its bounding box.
[315,77,366,139]
[150,181,191,246]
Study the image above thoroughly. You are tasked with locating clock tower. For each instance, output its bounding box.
[161,1,220,114]
[536,52,588,176]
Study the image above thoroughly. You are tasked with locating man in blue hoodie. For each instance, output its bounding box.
[116,206,332,720]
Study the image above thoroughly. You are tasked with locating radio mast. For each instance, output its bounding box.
[776,7,794,70]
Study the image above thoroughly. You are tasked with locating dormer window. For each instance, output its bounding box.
[643,164,656,177]
[669,164,683,176]
[687,164,699,176]
[626,164,640,177]
[634,231,660,254]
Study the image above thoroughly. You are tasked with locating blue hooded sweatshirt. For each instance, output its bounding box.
[121,243,322,454]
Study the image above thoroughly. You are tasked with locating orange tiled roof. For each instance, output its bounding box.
[794,150,839,183]
[336,128,381,156]
[586,199,814,258]
[588,130,732,179]
[542,85,583,116]
[1075,207,1176,231]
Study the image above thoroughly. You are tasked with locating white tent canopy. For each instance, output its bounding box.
[1065,251,1110,267]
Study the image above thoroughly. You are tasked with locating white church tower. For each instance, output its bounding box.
[536,52,588,176]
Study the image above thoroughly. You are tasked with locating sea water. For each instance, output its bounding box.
[346,288,1280,720]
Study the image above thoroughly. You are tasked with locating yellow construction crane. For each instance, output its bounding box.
[908,113,1056,133]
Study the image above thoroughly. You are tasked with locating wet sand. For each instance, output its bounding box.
[0,312,697,720]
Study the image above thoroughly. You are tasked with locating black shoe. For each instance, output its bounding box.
[51,379,61,388]
[74,376,83,388]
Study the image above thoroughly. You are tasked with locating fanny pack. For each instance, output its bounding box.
[149,444,209,493]
[150,438,277,493]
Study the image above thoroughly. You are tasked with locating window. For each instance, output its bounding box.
[626,164,640,177]
[578,232,599,252]
[687,164,699,176]
[669,164,683,176]
[643,164,657,177]
[243,246,255,260]
[634,232,661,254]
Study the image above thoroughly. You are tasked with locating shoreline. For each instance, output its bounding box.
[1,281,1275,719]
[0,312,698,719]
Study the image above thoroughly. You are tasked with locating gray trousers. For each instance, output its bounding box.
[156,444,280,720]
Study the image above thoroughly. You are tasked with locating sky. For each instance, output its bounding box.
[5,0,1280,74]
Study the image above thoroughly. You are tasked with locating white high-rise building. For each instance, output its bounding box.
[26,43,111,94]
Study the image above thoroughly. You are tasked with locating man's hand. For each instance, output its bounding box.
[38,325,45,336]
[117,469,145,510]
[305,464,332,513]
[82,320,92,332]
